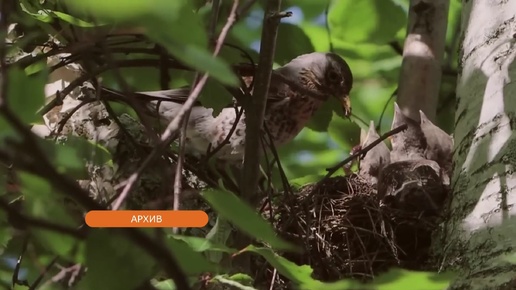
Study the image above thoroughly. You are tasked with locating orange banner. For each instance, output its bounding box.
[85,210,209,228]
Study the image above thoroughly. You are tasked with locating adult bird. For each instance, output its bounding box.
[102,52,354,161]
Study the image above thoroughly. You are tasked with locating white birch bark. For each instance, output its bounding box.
[435,1,516,288]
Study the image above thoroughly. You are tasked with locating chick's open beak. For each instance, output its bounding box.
[337,94,351,117]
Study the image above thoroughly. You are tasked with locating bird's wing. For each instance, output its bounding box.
[101,86,206,107]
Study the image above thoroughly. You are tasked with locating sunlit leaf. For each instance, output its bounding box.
[211,274,256,290]
[168,234,235,254]
[372,269,455,290]
[329,0,406,44]
[201,189,298,251]
[153,279,176,290]
[243,246,363,290]
[20,1,102,27]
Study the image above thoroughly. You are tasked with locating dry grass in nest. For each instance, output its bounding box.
[264,174,440,285]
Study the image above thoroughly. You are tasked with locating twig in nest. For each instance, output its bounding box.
[323,124,408,180]
[112,0,240,211]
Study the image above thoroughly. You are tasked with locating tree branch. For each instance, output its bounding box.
[396,0,450,121]
[241,0,282,201]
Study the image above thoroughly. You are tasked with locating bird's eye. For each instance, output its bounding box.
[328,70,340,83]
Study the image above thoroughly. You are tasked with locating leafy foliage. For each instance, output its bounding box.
[0,0,463,289]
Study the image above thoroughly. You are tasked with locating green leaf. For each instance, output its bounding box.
[19,173,78,256]
[153,279,176,290]
[65,0,238,86]
[203,216,234,263]
[20,1,101,27]
[243,246,363,290]
[211,274,257,290]
[372,269,455,290]
[328,0,406,44]
[289,174,322,188]
[275,23,315,65]
[7,66,46,124]
[306,97,336,132]
[201,189,298,251]
[200,79,233,115]
[284,0,330,19]
[168,234,235,254]
[166,236,217,275]
[38,136,112,179]
[327,112,361,150]
[24,61,47,76]
[82,229,156,290]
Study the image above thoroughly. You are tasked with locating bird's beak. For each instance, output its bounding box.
[337,94,351,117]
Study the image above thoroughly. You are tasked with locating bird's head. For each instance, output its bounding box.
[282,52,354,117]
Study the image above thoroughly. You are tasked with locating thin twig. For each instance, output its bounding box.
[269,268,277,290]
[324,0,334,52]
[323,124,408,180]
[376,88,397,132]
[113,0,240,210]
[263,124,292,196]
[172,73,197,228]
[203,106,244,161]
[172,0,220,225]
[55,98,96,135]
[29,256,59,290]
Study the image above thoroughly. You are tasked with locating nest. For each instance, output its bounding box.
[265,174,440,285]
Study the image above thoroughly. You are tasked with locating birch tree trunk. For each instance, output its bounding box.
[435,1,516,288]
